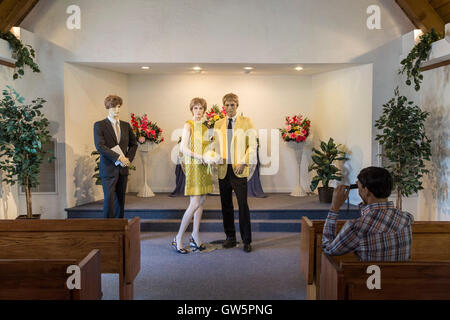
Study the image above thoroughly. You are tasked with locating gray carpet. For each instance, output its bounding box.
[101,232,306,300]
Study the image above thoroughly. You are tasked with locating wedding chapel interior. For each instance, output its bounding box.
[0,0,449,300]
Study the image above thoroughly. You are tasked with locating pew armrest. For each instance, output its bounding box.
[125,217,141,283]
[300,217,315,284]
[75,249,102,300]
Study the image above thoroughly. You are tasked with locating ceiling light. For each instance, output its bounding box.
[295,66,303,71]
[141,66,150,70]
[193,66,202,71]
[244,67,254,70]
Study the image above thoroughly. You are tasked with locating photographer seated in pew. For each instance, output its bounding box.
[322,167,414,261]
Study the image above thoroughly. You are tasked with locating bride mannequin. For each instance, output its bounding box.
[172,98,214,253]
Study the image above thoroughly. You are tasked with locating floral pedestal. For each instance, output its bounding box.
[137,142,157,197]
[288,141,307,197]
[209,165,220,195]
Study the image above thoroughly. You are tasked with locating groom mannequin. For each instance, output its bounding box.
[213,93,257,252]
[93,95,138,218]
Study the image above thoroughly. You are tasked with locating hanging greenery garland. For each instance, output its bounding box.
[398,28,442,91]
[0,31,40,80]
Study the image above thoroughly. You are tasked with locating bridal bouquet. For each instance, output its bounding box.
[203,150,220,175]
[280,114,311,143]
[204,104,226,128]
[131,113,164,144]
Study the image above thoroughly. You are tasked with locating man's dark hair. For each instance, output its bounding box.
[357,167,393,198]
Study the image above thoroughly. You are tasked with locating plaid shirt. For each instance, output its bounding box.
[322,201,414,261]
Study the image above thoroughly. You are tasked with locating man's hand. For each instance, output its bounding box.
[330,184,350,213]
[235,164,246,175]
[119,155,131,167]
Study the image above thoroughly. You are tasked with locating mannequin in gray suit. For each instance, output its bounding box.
[94,95,138,218]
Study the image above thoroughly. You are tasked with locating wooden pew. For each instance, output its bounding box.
[300,217,350,298]
[320,253,450,300]
[300,217,450,299]
[0,218,141,300]
[0,249,102,300]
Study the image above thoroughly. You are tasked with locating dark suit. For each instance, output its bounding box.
[94,118,138,218]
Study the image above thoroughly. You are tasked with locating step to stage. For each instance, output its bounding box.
[66,193,360,232]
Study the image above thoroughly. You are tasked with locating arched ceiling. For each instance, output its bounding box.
[0,0,39,33]
[396,0,449,34]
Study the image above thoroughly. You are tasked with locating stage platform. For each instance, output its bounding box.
[66,193,360,232]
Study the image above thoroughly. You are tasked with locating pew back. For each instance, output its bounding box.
[0,249,102,300]
[0,218,140,299]
[320,253,450,300]
[301,217,450,299]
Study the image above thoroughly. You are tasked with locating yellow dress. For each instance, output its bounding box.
[184,120,212,196]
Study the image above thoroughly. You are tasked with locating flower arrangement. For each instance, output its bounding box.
[130,113,164,144]
[280,114,311,143]
[204,104,226,128]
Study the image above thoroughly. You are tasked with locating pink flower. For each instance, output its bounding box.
[286,125,292,131]
[290,133,296,139]
[138,136,146,143]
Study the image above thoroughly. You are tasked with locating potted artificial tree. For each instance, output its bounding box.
[308,138,348,203]
[0,86,53,219]
[375,87,431,210]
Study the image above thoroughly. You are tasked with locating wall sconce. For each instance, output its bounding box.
[10,27,21,39]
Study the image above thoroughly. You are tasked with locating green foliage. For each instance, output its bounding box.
[308,138,348,191]
[0,31,40,80]
[399,28,442,91]
[91,150,136,186]
[0,86,54,189]
[375,87,432,199]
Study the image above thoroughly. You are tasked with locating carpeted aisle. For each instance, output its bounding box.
[101,232,306,300]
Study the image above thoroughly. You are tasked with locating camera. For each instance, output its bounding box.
[348,184,358,189]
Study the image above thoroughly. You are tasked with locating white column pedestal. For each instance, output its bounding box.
[137,142,157,198]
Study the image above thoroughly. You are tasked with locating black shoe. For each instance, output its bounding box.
[243,244,252,253]
[172,238,188,254]
[223,237,237,249]
[190,237,206,252]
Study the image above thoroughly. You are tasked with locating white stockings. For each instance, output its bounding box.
[175,195,206,250]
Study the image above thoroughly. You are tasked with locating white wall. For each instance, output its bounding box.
[311,64,373,204]
[416,65,449,221]
[64,63,129,208]
[127,74,313,193]
[21,0,413,64]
